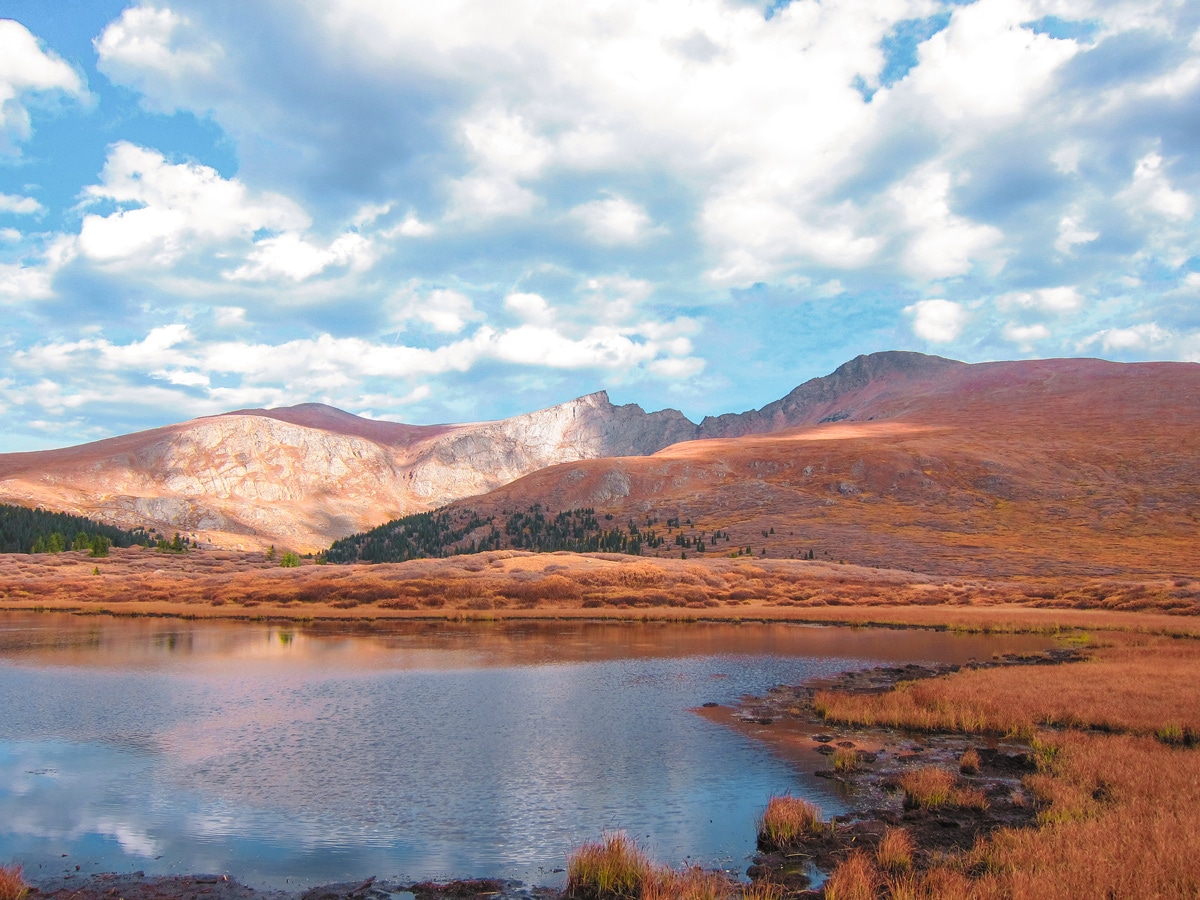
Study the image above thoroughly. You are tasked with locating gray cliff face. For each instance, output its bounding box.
[401,392,697,509]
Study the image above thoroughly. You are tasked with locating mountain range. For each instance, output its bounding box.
[0,350,1197,574]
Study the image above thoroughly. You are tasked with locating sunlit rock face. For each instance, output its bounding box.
[0,391,699,552]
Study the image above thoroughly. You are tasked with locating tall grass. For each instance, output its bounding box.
[814,633,1200,739]
[899,767,957,810]
[808,629,1200,898]
[567,837,779,900]
[899,766,988,812]
[875,827,915,873]
[756,795,824,849]
[566,832,651,900]
[821,853,879,900]
[832,746,859,772]
[641,867,737,900]
[0,865,28,900]
[958,747,981,775]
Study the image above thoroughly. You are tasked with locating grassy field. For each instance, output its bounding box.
[804,629,1200,897]
[1,548,1198,634]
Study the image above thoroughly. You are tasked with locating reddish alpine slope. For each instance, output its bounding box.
[441,357,1200,577]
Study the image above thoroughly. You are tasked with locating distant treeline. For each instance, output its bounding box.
[327,505,668,563]
[0,503,151,555]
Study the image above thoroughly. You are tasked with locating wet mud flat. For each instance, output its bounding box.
[722,648,1083,895]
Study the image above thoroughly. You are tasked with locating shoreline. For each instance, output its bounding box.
[3,599,1198,640]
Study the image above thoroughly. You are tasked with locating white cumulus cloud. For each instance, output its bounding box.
[1003,322,1050,350]
[905,298,968,343]
[0,19,85,149]
[1081,322,1173,353]
[570,195,658,245]
[94,5,225,114]
[79,142,307,267]
[0,193,43,215]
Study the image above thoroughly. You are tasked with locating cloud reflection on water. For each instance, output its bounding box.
[0,617,1054,888]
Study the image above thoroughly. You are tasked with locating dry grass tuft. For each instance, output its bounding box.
[822,853,880,900]
[832,746,859,773]
[875,827,915,873]
[896,766,990,814]
[958,747,981,775]
[899,767,957,810]
[756,795,824,850]
[0,865,28,900]
[566,832,651,900]
[641,867,737,900]
[739,882,783,900]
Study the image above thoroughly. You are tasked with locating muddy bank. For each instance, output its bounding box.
[712,648,1083,895]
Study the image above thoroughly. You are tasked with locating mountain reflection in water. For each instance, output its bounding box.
[0,615,1053,889]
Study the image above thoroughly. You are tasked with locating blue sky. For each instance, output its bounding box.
[1,0,1198,450]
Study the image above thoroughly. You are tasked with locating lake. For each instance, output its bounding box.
[0,614,1053,889]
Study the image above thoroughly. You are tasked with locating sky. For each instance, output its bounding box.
[1,0,1198,451]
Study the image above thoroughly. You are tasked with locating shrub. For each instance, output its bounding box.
[280,551,300,567]
[756,795,823,850]
[1156,722,1185,745]
[0,865,28,900]
[565,832,650,900]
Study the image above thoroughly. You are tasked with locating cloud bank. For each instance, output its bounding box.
[0,0,1196,447]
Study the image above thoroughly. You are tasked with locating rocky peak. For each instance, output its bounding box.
[696,351,964,439]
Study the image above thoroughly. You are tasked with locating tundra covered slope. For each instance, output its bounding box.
[0,392,696,552]
[374,356,1200,578]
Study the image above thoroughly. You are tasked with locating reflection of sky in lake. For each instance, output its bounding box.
[0,617,1053,889]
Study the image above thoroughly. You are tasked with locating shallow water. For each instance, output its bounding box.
[0,614,1052,889]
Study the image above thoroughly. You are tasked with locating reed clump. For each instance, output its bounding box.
[640,867,737,900]
[566,832,651,900]
[832,746,859,773]
[0,865,28,900]
[568,836,780,900]
[821,852,880,900]
[875,827,915,873]
[899,767,987,811]
[755,795,824,850]
[958,747,981,775]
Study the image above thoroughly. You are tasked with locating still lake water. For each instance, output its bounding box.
[0,614,1053,888]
